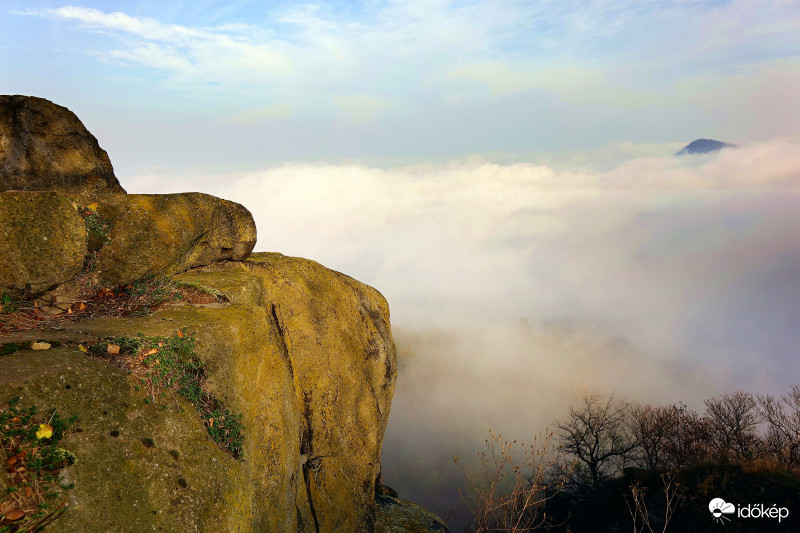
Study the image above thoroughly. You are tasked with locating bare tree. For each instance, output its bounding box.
[703,391,760,464]
[455,429,571,532]
[661,405,709,469]
[757,385,800,469]
[555,392,638,484]
[629,404,683,471]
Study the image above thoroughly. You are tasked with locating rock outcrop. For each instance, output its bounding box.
[175,254,396,531]
[0,95,443,532]
[0,191,86,293]
[0,95,257,290]
[92,193,257,286]
[0,95,124,196]
[1,254,397,532]
[375,495,449,533]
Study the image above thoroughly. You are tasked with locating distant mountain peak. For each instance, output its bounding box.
[676,138,735,155]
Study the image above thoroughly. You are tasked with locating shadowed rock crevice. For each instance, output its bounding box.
[301,391,321,533]
[270,302,296,381]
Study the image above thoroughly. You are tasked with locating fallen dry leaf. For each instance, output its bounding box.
[144,348,159,356]
[87,202,99,211]
[36,423,53,440]
[78,344,87,353]
[78,302,86,311]
[25,486,32,498]
[31,342,51,350]
[107,344,120,355]
[177,329,185,338]
[3,508,25,521]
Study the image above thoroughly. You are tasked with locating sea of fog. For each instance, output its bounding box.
[126,138,800,527]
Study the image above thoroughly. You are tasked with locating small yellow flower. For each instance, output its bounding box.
[36,423,53,440]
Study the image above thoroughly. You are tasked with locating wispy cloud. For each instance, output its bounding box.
[26,6,289,82]
[17,1,800,120]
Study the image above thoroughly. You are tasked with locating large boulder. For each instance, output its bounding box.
[0,95,124,195]
[176,253,398,532]
[92,193,257,285]
[0,252,398,531]
[375,494,450,533]
[0,191,86,293]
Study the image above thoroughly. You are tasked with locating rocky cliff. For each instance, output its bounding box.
[0,96,447,532]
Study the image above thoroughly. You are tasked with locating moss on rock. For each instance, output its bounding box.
[0,253,433,532]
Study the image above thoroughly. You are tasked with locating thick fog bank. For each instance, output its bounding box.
[127,138,800,525]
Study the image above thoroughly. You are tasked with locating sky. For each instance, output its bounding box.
[3,0,800,527]
[2,1,799,173]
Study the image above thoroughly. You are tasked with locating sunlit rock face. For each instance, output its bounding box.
[0,191,87,293]
[0,95,124,195]
[175,254,398,532]
[91,192,257,286]
[0,95,439,532]
[0,254,398,532]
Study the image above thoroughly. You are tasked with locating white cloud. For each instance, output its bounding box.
[126,139,800,524]
[126,139,800,341]
[36,5,289,82]
[16,1,800,143]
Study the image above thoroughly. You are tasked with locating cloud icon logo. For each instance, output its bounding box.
[709,498,736,524]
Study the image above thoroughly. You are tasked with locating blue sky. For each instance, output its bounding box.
[2,1,799,175]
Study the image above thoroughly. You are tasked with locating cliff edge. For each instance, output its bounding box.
[0,96,446,532]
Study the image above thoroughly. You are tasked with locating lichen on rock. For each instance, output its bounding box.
[89,192,257,286]
[0,190,87,293]
[0,95,124,196]
[176,253,398,532]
